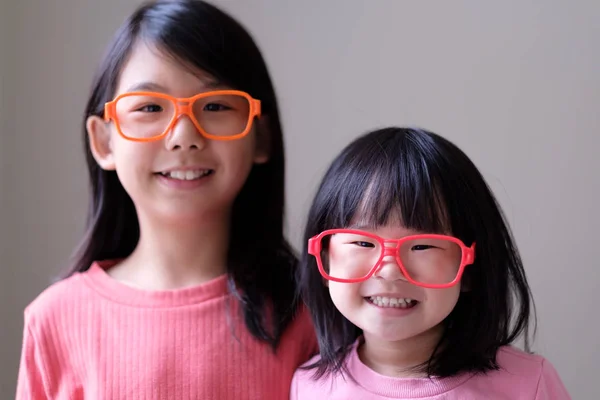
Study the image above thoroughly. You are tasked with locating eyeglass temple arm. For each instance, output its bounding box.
[104,102,115,122]
[465,243,476,264]
[307,237,320,256]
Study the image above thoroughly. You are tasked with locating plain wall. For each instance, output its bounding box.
[0,0,16,397]
[1,0,598,398]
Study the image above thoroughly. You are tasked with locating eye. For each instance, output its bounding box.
[203,103,231,112]
[412,244,435,251]
[136,104,163,113]
[352,241,375,248]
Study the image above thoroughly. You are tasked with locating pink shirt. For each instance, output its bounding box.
[17,261,318,399]
[291,341,570,399]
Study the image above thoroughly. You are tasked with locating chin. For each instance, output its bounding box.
[151,207,221,226]
[366,330,417,343]
[366,322,443,344]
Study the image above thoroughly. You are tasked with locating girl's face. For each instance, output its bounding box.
[327,223,462,344]
[86,42,269,225]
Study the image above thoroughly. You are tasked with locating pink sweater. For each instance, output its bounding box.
[291,341,571,399]
[16,261,318,399]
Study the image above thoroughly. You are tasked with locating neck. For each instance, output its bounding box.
[358,324,444,378]
[110,209,230,290]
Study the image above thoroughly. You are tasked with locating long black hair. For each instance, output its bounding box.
[298,127,535,377]
[69,0,298,349]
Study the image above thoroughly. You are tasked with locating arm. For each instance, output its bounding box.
[15,317,49,399]
[535,359,571,400]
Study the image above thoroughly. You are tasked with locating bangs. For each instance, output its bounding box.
[321,129,451,234]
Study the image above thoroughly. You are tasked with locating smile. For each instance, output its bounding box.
[158,169,213,180]
[367,296,418,309]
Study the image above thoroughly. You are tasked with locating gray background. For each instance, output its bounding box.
[1,0,597,398]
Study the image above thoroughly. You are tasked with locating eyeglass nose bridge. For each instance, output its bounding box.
[172,101,201,131]
[374,240,408,280]
[175,101,194,117]
[166,100,207,141]
[381,239,401,257]
[382,246,398,257]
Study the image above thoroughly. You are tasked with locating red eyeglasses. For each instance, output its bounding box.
[308,229,476,289]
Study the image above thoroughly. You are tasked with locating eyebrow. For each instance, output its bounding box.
[125,80,224,94]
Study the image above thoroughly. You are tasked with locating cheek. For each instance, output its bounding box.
[222,127,260,160]
[111,139,158,190]
[221,135,257,162]
[424,286,461,321]
[328,282,364,321]
[213,139,258,182]
[115,134,160,163]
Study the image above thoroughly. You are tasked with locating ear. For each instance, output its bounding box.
[253,116,271,164]
[87,115,116,170]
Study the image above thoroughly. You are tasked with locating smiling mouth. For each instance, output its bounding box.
[157,169,214,181]
[366,296,419,309]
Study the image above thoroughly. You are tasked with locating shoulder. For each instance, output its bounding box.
[19,270,96,383]
[496,346,557,379]
[290,354,330,400]
[496,346,548,374]
[23,270,93,331]
[297,352,322,371]
[462,346,570,399]
[495,346,571,399]
[290,353,358,400]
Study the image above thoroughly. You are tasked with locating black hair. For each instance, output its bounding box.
[297,127,535,377]
[69,0,298,349]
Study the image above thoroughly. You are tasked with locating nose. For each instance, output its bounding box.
[373,244,407,282]
[165,108,206,151]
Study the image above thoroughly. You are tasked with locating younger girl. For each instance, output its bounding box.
[17,1,316,398]
[292,127,570,399]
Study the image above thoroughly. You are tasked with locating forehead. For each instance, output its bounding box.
[115,41,221,96]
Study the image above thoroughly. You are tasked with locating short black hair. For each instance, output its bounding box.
[70,0,298,349]
[297,127,535,377]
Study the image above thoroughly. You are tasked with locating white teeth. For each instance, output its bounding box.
[163,170,211,180]
[369,296,416,309]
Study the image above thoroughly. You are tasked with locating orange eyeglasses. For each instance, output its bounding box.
[103,90,261,142]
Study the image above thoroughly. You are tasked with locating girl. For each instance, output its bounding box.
[16,1,317,398]
[292,127,570,399]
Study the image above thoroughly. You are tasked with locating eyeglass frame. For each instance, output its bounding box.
[308,228,476,289]
[103,89,262,142]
